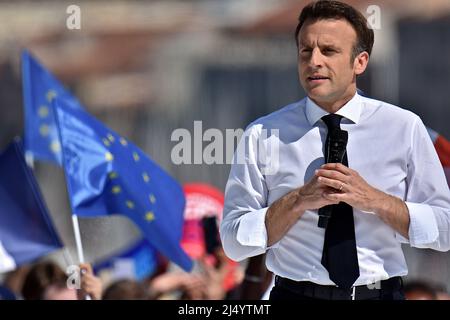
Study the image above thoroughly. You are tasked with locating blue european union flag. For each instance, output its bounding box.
[52,98,193,272]
[22,50,84,165]
[0,138,62,271]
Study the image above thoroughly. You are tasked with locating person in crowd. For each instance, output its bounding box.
[403,280,438,300]
[21,261,102,300]
[102,279,150,300]
[22,261,76,300]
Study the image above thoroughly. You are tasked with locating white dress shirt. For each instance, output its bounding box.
[220,92,450,286]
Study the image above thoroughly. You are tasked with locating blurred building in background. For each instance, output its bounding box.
[0,0,449,291]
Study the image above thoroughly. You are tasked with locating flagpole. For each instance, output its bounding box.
[71,214,85,263]
[71,214,92,300]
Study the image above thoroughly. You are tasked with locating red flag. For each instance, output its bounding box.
[181,183,240,292]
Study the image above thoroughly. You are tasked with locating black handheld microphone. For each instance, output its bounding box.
[318,129,348,228]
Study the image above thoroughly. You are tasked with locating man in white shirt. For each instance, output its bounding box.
[220,0,450,300]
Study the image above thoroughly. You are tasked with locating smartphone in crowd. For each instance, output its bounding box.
[201,216,220,255]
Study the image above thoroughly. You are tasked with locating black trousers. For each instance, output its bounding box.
[269,279,405,301]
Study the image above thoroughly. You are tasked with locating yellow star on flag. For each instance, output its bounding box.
[103,138,111,147]
[46,90,57,102]
[112,186,121,194]
[50,140,61,154]
[38,105,49,118]
[109,171,118,179]
[39,124,50,137]
[120,137,128,146]
[145,211,155,221]
[105,152,114,162]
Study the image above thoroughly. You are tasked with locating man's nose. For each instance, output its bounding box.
[310,48,324,67]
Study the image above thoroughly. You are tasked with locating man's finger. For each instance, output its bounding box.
[323,191,347,202]
[317,176,344,191]
[79,263,93,275]
[321,163,352,175]
[315,168,348,182]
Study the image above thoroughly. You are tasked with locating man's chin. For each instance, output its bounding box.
[306,90,340,108]
[306,89,333,102]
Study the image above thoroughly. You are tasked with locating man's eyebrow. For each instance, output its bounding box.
[299,41,312,48]
[299,40,340,48]
[322,44,340,49]
[318,40,339,47]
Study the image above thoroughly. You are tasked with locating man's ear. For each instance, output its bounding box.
[354,51,369,75]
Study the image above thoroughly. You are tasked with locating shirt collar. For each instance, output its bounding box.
[305,92,362,126]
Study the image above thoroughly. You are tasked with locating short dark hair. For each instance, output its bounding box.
[403,280,438,300]
[21,262,68,300]
[295,0,374,60]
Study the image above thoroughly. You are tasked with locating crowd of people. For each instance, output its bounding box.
[0,250,241,300]
[1,249,449,300]
[0,182,246,300]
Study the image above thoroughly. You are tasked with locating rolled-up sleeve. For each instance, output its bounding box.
[397,118,450,251]
[220,125,270,261]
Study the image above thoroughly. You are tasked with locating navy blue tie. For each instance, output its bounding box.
[320,114,360,290]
